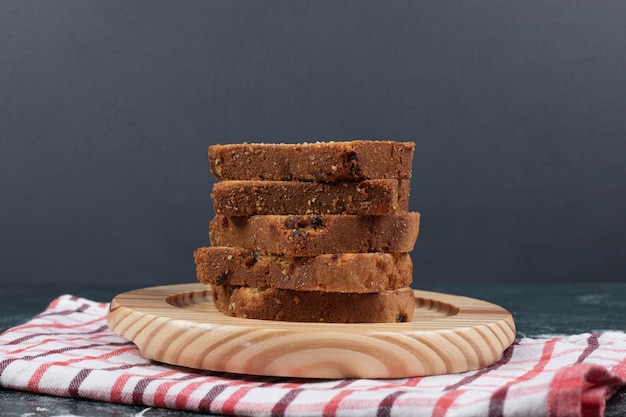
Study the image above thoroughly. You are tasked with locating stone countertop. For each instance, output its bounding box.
[1,282,624,416]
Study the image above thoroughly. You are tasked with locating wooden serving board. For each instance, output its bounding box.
[107,283,516,379]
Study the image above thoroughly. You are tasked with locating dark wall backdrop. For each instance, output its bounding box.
[1,1,625,289]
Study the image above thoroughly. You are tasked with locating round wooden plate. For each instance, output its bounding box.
[107,283,516,379]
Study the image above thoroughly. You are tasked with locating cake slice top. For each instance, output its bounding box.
[212,284,416,323]
[194,247,413,293]
[209,140,415,182]
[209,212,420,256]
[211,179,410,216]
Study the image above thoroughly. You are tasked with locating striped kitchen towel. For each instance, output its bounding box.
[0,295,624,417]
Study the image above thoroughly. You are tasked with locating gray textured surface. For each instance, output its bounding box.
[1,1,626,288]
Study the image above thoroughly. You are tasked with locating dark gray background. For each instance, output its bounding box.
[1,1,625,290]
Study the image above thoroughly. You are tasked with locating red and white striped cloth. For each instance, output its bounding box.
[1,295,625,417]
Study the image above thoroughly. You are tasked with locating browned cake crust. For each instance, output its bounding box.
[194,247,413,293]
[211,284,416,323]
[209,141,415,182]
[212,179,410,216]
[209,213,420,256]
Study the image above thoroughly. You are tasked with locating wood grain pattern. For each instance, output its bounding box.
[107,283,516,379]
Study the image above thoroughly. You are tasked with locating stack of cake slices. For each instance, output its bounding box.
[193,140,420,323]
